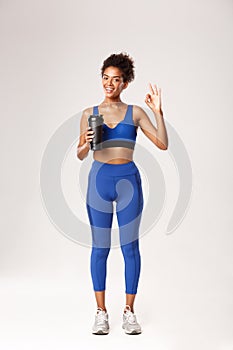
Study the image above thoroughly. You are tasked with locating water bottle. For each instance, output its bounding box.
[88,114,104,150]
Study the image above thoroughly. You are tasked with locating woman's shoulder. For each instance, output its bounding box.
[131,105,149,126]
[82,106,94,115]
[132,104,145,111]
[132,104,147,116]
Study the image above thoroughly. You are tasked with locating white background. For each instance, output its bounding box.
[0,0,233,349]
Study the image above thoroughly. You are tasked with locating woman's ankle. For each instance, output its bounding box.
[97,306,107,312]
[124,304,134,313]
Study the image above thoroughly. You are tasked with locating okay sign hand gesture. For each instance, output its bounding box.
[145,83,162,113]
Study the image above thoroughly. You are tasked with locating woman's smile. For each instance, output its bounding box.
[105,87,115,94]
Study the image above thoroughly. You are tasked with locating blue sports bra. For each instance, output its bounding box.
[93,104,137,149]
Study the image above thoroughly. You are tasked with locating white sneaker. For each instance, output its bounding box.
[92,307,110,335]
[122,305,142,335]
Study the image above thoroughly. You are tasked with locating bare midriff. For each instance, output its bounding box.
[93,147,134,164]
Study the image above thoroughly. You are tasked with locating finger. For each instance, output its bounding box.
[145,98,151,105]
[86,131,94,138]
[158,87,161,98]
[154,84,158,94]
[145,98,151,104]
[86,136,94,142]
[149,83,154,95]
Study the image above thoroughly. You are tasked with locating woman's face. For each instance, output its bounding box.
[102,66,128,99]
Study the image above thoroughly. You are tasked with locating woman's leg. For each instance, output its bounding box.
[116,171,144,311]
[86,164,115,309]
[125,294,136,313]
[86,203,113,307]
[120,239,141,310]
[94,291,107,312]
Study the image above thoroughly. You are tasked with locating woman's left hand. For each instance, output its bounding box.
[145,83,162,113]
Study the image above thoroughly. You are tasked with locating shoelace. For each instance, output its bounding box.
[96,308,107,325]
[125,310,137,324]
[124,306,137,324]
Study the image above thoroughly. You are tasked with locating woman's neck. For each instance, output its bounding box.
[103,97,122,104]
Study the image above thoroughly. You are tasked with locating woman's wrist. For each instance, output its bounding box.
[85,141,91,151]
[152,108,163,117]
[77,141,91,160]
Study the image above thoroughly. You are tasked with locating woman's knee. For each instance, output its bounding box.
[91,247,110,260]
[121,240,140,259]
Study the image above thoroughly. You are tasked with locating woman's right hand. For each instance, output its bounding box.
[85,127,95,145]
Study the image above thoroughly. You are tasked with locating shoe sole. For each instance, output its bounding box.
[122,326,141,335]
[92,330,109,335]
[124,330,142,335]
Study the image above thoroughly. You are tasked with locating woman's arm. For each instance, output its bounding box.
[135,83,168,150]
[77,108,94,160]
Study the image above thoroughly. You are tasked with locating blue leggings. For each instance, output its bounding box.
[86,160,144,295]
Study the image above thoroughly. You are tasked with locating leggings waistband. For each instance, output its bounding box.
[91,160,139,176]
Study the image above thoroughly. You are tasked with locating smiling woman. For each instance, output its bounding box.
[76,52,168,335]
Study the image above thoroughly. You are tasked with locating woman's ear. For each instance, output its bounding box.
[122,81,129,90]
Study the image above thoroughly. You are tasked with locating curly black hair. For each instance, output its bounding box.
[101,52,135,83]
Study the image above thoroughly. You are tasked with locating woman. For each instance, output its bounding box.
[77,52,168,335]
